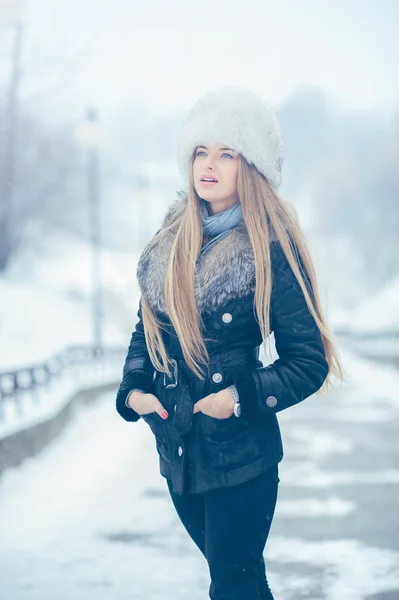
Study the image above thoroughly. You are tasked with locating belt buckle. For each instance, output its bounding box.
[163,359,178,389]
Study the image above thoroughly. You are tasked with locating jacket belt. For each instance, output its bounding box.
[160,347,260,436]
[171,359,194,436]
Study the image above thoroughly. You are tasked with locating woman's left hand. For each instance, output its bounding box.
[193,388,235,419]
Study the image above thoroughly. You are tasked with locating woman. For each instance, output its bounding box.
[116,86,343,600]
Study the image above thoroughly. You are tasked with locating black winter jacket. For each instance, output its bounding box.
[115,194,329,495]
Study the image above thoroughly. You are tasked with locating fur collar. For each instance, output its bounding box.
[136,192,275,315]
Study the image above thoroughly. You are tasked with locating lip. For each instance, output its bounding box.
[200,175,218,182]
[200,175,218,187]
[200,180,218,187]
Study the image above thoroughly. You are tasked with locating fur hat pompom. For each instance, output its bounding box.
[177,85,284,189]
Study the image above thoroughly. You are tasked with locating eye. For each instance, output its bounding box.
[196,151,234,158]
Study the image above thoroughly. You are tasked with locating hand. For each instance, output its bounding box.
[127,391,168,419]
[193,388,235,419]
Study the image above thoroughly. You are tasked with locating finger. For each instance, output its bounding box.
[193,401,202,414]
[153,399,169,419]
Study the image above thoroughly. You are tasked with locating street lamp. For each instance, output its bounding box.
[75,108,105,356]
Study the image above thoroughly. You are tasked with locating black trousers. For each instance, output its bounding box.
[166,463,280,600]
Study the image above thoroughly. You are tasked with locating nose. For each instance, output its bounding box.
[202,154,216,169]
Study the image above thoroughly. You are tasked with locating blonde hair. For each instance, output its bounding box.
[141,152,344,393]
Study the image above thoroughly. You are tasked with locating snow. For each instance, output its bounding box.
[337,347,399,400]
[1,351,399,599]
[0,232,142,370]
[0,359,122,439]
[268,538,399,600]
[342,275,399,336]
[0,232,146,438]
[0,394,211,599]
[0,278,92,368]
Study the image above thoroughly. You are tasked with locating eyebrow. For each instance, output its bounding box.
[197,145,236,152]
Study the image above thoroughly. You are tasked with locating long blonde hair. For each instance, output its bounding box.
[141,152,344,393]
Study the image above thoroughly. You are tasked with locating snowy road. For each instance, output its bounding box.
[1,350,399,600]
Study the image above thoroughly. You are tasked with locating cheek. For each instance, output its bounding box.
[192,161,200,179]
[226,162,239,185]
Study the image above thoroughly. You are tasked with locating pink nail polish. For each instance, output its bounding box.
[162,411,168,419]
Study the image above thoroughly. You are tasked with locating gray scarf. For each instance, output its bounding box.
[198,198,243,260]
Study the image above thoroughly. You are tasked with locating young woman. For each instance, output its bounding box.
[116,86,343,600]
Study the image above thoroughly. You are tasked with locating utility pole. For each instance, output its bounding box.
[0,20,23,270]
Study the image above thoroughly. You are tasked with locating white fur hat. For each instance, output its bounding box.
[177,85,284,189]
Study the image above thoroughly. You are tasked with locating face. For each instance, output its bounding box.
[192,142,240,215]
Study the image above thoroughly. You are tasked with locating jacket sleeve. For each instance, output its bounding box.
[115,297,155,422]
[231,239,329,423]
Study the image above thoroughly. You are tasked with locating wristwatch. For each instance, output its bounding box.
[228,384,241,417]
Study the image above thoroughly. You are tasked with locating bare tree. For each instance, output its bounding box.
[309,111,399,291]
[0,10,87,271]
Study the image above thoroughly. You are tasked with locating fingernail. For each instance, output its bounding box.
[162,411,168,419]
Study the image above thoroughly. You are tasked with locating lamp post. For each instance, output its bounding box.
[76,108,104,356]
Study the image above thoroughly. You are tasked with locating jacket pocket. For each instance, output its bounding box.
[197,411,243,442]
[196,413,265,472]
[141,412,169,461]
[141,411,164,434]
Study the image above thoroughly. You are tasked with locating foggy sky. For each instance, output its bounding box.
[7,0,399,117]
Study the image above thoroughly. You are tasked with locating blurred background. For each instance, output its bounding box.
[0,1,398,599]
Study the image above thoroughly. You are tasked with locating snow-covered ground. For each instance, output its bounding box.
[349,275,399,336]
[0,357,123,439]
[0,232,146,442]
[1,347,399,600]
[0,232,142,370]
[333,274,399,362]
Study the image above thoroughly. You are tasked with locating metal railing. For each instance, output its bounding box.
[0,344,126,424]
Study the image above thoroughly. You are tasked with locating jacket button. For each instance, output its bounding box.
[212,372,223,384]
[266,396,278,408]
[222,312,232,323]
[174,404,177,412]
[178,446,183,456]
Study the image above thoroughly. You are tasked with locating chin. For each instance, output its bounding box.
[199,192,225,203]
